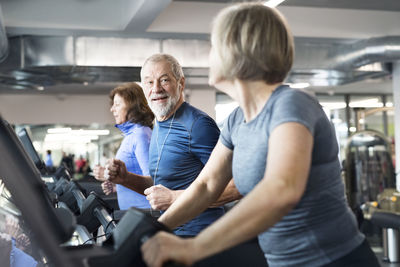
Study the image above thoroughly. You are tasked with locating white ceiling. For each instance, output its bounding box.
[3,0,400,39]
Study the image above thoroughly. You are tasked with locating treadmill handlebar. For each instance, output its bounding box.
[72,189,86,211]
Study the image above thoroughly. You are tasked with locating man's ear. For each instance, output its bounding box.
[179,77,185,92]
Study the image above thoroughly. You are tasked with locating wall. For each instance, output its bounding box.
[0,94,114,125]
[0,88,216,124]
[187,88,216,120]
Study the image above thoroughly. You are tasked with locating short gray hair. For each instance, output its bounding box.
[141,53,184,81]
[211,3,294,84]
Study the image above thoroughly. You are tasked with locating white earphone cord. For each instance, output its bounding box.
[153,111,176,187]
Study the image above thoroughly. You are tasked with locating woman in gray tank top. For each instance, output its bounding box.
[140,3,380,267]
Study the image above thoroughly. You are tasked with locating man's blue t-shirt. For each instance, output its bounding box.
[149,102,224,236]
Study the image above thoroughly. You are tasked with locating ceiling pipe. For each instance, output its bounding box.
[0,35,398,90]
[0,5,8,63]
[331,36,400,70]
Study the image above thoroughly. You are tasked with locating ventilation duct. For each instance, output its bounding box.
[331,36,400,70]
[0,35,398,92]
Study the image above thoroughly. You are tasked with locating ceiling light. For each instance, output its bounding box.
[46,128,109,136]
[288,82,310,89]
[72,129,110,136]
[320,102,347,110]
[47,127,72,134]
[45,134,99,143]
[349,98,383,108]
[264,0,286,7]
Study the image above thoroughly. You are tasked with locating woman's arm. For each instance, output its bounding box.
[142,122,313,267]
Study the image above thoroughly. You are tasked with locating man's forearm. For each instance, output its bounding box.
[165,179,241,210]
[119,172,154,195]
[159,178,218,230]
[210,179,242,207]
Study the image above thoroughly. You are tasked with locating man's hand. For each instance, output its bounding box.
[106,159,128,185]
[15,234,30,251]
[144,185,182,211]
[93,165,106,182]
[4,215,20,238]
[101,180,116,195]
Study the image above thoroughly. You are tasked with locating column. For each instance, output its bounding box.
[393,61,400,191]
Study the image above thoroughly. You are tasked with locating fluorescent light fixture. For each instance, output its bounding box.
[321,98,389,110]
[288,82,310,89]
[47,127,72,134]
[264,0,286,7]
[45,134,99,143]
[320,102,347,110]
[46,128,109,136]
[72,129,110,136]
[349,98,383,108]
[44,129,109,144]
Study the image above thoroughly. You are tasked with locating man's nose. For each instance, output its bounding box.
[152,80,163,93]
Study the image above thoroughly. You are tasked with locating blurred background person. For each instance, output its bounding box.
[44,149,55,173]
[60,152,74,176]
[75,155,87,174]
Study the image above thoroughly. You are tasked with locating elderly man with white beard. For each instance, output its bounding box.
[106,53,241,237]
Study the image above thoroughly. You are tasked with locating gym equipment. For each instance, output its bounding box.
[16,126,118,229]
[17,128,47,174]
[371,211,400,263]
[0,116,267,267]
[344,130,395,211]
[0,117,185,267]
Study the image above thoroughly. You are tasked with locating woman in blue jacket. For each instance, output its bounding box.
[94,82,154,210]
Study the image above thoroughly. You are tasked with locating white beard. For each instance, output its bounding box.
[149,92,180,120]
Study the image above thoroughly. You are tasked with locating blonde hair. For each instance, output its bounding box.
[211,3,294,84]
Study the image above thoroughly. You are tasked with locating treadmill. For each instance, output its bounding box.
[0,116,267,267]
[0,117,176,267]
